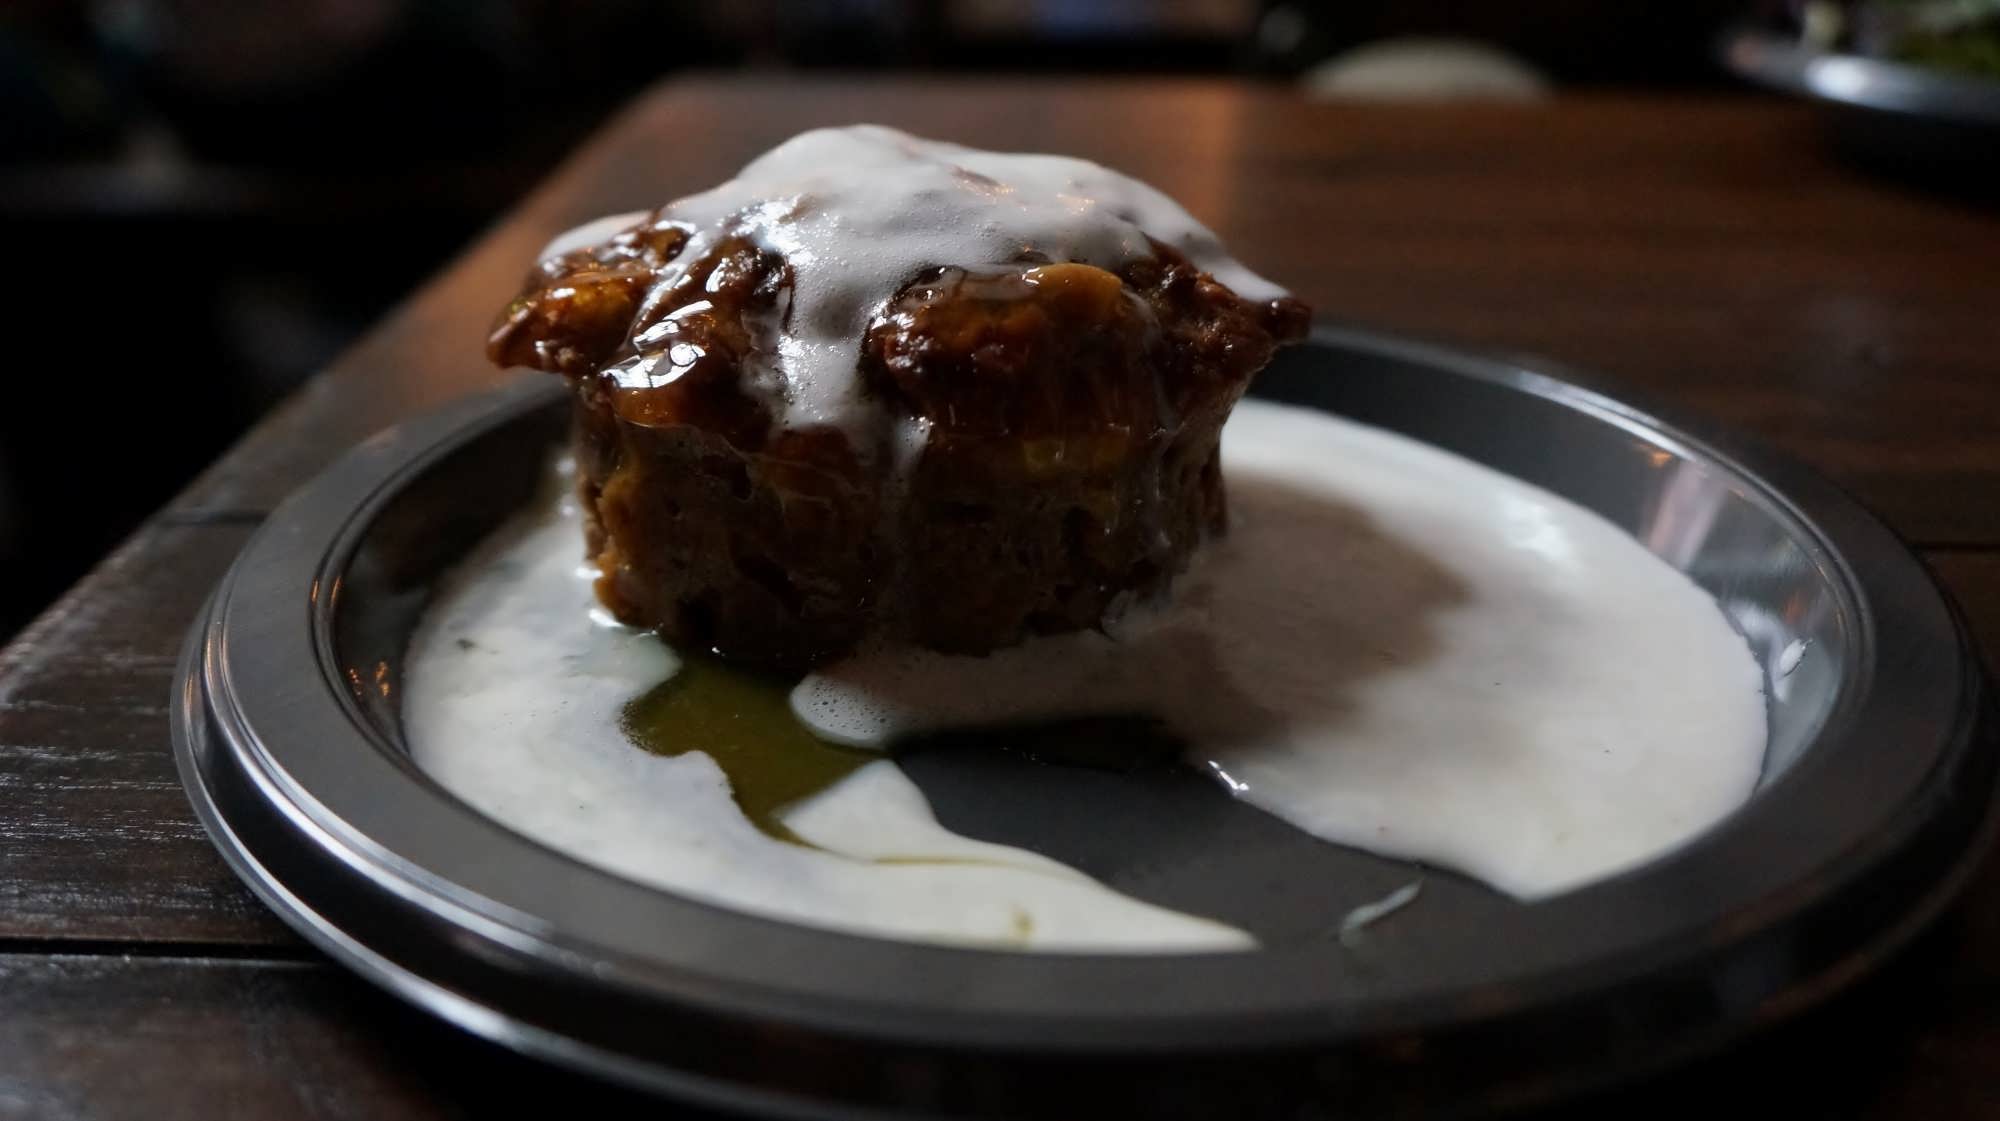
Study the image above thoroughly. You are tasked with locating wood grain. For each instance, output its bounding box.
[0,953,701,1121]
[0,930,1995,1121]
[1934,552,2000,674]
[1,78,1997,1118]
[0,520,293,948]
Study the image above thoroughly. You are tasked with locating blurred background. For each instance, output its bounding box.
[2,0,1994,640]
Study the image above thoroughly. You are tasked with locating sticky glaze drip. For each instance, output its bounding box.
[621,658,875,846]
[540,124,1289,443]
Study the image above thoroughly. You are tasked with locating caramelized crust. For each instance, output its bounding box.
[490,215,1309,668]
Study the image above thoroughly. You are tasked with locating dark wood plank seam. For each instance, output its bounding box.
[0,951,325,972]
[0,935,319,962]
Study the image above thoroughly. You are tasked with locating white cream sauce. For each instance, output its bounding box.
[405,401,1767,949]
[404,467,1252,952]
[794,401,1769,901]
[542,125,1286,442]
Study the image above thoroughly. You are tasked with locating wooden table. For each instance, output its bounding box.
[4,77,1998,1120]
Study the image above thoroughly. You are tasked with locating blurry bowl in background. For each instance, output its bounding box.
[1723,26,2000,179]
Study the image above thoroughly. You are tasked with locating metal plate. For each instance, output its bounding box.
[173,327,1997,1120]
[1721,27,2000,174]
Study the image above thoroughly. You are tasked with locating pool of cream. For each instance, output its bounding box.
[404,399,1766,951]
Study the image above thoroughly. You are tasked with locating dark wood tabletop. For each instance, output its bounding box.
[4,76,1998,1120]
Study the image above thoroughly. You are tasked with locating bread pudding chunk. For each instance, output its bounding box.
[490,125,1310,668]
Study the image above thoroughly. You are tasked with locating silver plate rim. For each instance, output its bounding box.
[171,323,1998,1114]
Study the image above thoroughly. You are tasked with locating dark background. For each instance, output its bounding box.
[0,0,1765,640]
